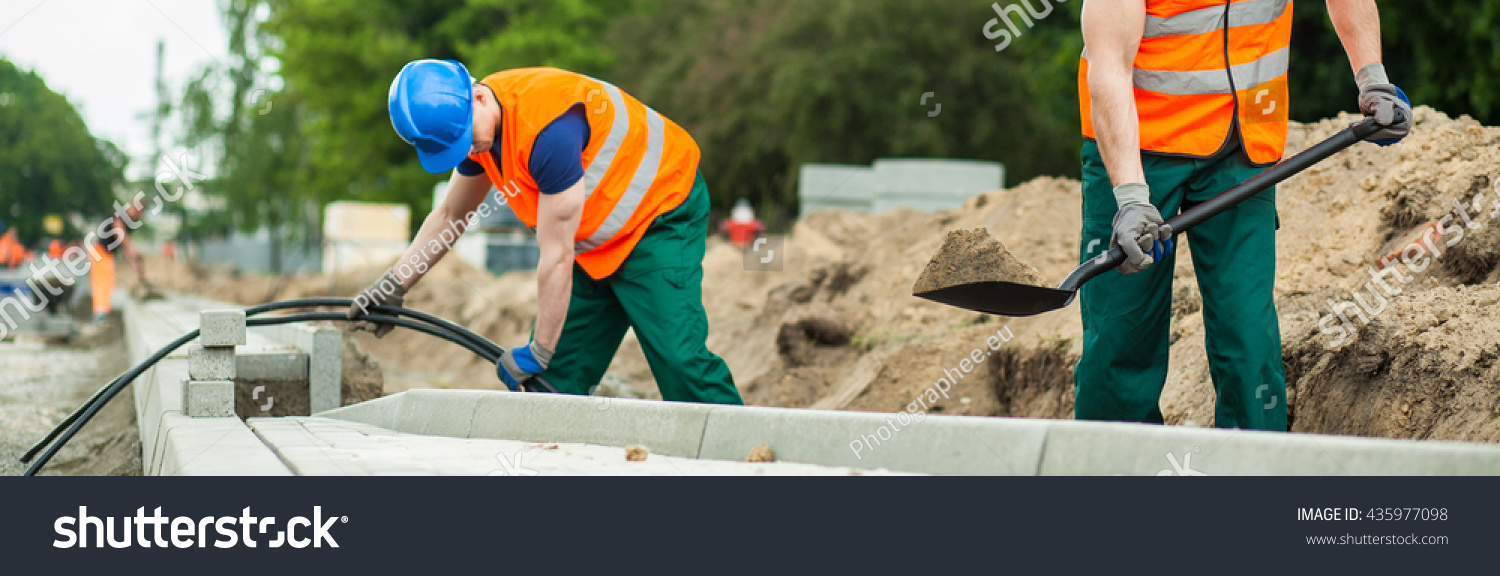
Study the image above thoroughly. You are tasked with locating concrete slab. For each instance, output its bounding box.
[699,406,1049,475]
[157,414,292,476]
[1039,421,1500,476]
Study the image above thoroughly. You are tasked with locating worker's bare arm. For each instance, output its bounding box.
[393,170,493,289]
[1326,0,1382,73]
[533,178,584,352]
[1082,0,1147,187]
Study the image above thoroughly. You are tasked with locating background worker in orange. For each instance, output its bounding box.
[349,61,741,404]
[88,206,148,322]
[0,229,18,268]
[1077,0,1409,429]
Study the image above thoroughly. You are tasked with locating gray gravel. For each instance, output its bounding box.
[0,320,138,476]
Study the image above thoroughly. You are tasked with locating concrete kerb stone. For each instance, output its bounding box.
[1038,420,1500,476]
[309,383,1500,476]
[198,309,247,347]
[126,296,303,475]
[391,389,491,438]
[234,345,308,381]
[181,380,235,418]
[188,346,236,380]
[698,407,1050,475]
[317,393,405,429]
[466,391,717,458]
[261,324,343,414]
[320,390,718,458]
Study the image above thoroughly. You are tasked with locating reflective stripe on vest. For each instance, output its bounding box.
[1133,46,1289,95]
[471,67,699,280]
[574,80,667,253]
[1144,0,1288,38]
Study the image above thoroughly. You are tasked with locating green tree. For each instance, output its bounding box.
[260,0,630,224]
[0,59,123,245]
[606,0,1084,226]
[1290,1,1500,125]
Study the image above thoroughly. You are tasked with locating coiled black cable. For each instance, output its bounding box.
[22,299,555,476]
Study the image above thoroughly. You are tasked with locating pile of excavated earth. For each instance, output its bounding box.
[150,106,1500,444]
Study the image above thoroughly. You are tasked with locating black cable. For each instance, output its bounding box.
[24,298,510,463]
[22,308,503,476]
[246,298,506,360]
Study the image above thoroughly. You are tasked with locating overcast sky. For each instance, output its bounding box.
[0,0,227,179]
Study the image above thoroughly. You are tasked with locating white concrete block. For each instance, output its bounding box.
[199,309,246,347]
[188,346,236,380]
[182,380,235,418]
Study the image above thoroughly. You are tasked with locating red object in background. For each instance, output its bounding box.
[49,240,65,260]
[163,241,177,261]
[718,198,765,248]
[720,219,765,248]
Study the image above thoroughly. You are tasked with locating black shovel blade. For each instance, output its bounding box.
[914,281,1076,317]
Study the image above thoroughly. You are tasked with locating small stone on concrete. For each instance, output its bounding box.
[625,445,649,462]
[747,444,775,462]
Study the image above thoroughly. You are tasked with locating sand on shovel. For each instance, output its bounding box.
[912,227,1046,294]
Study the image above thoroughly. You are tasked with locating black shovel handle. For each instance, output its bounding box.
[1058,116,1386,293]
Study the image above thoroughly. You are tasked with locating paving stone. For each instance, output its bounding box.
[188,346,236,380]
[198,309,246,347]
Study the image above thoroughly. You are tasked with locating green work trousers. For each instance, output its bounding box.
[1075,140,1286,430]
[537,173,743,405]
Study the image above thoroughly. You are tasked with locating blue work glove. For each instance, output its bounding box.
[1356,64,1411,146]
[498,341,553,391]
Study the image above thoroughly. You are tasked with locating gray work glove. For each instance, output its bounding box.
[498,341,554,390]
[347,269,408,338]
[1356,63,1411,144]
[1110,183,1172,275]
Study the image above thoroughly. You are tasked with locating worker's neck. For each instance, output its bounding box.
[484,85,503,137]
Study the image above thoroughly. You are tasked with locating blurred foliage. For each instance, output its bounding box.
[258,0,629,220]
[1290,1,1500,124]
[0,59,123,245]
[609,0,1083,227]
[171,0,1500,234]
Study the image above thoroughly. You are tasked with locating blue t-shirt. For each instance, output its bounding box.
[456,105,591,194]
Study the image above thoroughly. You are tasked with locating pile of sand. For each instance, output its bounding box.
[912,227,1045,294]
[157,105,1500,446]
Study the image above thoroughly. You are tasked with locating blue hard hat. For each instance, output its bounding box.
[389,59,476,173]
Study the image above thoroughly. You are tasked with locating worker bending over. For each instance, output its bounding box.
[350,61,742,405]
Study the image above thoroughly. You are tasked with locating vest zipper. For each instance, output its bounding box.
[1221,1,1245,157]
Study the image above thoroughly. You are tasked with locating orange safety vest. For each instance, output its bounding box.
[0,232,15,268]
[1080,0,1294,165]
[469,68,701,280]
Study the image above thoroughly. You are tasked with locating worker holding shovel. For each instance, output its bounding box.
[1076,0,1409,429]
[350,61,742,405]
